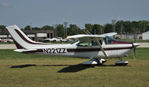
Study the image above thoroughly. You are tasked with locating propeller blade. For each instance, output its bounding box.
[132,43,136,59]
[133,48,136,59]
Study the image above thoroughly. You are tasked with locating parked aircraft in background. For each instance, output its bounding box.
[0,38,13,43]
[6,25,139,66]
[44,37,69,42]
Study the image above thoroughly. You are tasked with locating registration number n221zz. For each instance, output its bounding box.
[43,48,68,54]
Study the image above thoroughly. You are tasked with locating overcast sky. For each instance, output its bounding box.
[0,0,149,28]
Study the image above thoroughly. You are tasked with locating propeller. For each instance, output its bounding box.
[85,30,108,58]
[132,43,136,59]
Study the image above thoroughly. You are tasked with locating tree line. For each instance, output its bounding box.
[0,20,149,38]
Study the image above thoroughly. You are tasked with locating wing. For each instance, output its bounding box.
[67,32,117,39]
[100,32,117,37]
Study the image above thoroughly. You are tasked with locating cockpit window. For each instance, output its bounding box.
[71,40,79,44]
[104,36,117,44]
[91,40,102,46]
[77,39,102,47]
[77,41,89,47]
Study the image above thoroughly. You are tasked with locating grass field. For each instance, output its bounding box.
[0,48,149,87]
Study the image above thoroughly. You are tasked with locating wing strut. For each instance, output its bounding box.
[85,30,108,58]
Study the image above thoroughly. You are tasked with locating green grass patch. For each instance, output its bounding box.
[0,42,14,44]
[0,48,149,87]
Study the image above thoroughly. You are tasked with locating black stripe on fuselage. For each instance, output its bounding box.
[67,47,133,52]
[22,47,133,53]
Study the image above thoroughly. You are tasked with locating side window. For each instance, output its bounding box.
[104,38,110,44]
[91,40,102,46]
[77,41,89,47]
[77,39,103,47]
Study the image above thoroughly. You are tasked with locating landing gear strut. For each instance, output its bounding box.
[115,57,128,66]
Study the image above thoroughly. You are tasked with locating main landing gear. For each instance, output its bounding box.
[82,58,107,66]
[115,57,128,66]
[82,57,128,66]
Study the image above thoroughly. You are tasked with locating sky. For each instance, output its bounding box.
[0,0,149,28]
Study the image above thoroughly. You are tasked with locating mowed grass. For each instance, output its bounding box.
[0,48,149,87]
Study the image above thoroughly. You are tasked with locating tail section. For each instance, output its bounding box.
[6,25,41,49]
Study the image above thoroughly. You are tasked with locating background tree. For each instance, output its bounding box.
[0,25,6,34]
[41,25,53,30]
[0,25,6,30]
[115,20,126,34]
[104,24,113,33]
[85,24,93,33]
[67,24,80,35]
[92,24,104,34]
[1,20,149,38]
[138,20,147,33]
[146,21,149,31]
[24,25,32,30]
[55,24,64,38]
[31,27,41,30]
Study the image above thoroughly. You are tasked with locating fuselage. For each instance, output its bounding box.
[21,41,134,58]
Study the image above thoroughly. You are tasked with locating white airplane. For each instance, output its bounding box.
[6,25,139,66]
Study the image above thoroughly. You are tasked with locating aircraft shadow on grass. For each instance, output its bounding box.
[10,64,91,72]
[10,64,116,73]
[11,64,37,68]
[10,64,70,68]
[57,64,91,73]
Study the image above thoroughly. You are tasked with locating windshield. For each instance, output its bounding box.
[104,36,117,44]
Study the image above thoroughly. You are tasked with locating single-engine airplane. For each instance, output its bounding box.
[6,25,139,66]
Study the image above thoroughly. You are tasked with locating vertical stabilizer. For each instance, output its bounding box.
[6,25,40,49]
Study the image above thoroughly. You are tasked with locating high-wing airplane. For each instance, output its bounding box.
[6,25,139,66]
